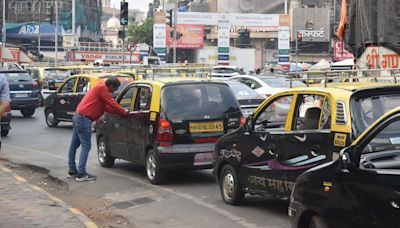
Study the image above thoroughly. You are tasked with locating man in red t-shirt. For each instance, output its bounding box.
[68,77,128,182]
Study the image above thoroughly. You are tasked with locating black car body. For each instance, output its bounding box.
[213,84,400,205]
[2,70,39,117]
[96,78,243,184]
[44,74,133,127]
[289,107,400,228]
[223,81,265,117]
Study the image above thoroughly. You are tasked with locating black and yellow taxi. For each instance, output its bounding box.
[44,73,133,127]
[289,106,400,228]
[212,82,400,205]
[96,77,243,184]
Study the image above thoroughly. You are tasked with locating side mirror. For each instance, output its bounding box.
[244,114,254,135]
[340,147,353,172]
[250,83,255,89]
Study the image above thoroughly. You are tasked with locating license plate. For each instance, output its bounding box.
[15,93,28,98]
[189,121,224,133]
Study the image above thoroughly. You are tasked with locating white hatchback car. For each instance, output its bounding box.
[229,75,305,97]
[210,65,240,79]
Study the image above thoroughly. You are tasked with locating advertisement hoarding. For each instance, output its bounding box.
[166,25,204,49]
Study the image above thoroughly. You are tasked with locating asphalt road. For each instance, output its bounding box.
[1,107,291,228]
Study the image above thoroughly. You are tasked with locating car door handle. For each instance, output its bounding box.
[310,145,320,157]
[268,144,277,157]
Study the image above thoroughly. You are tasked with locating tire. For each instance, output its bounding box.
[1,126,9,137]
[45,109,59,127]
[146,149,165,185]
[97,137,115,168]
[21,108,35,117]
[219,164,244,205]
[309,215,329,228]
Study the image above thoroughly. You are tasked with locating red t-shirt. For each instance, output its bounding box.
[76,82,128,120]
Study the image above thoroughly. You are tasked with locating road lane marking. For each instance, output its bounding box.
[1,167,12,172]
[4,144,261,228]
[15,175,27,183]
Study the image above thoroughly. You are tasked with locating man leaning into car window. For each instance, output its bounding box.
[67,77,129,182]
[0,74,11,151]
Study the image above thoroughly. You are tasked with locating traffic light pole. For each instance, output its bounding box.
[122,25,125,65]
[173,6,177,64]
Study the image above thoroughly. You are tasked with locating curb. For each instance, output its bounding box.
[0,164,98,228]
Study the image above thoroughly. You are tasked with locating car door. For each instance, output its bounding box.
[126,84,152,163]
[282,93,333,185]
[53,77,78,120]
[69,76,90,116]
[105,85,137,160]
[341,114,400,227]
[238,94,295,198]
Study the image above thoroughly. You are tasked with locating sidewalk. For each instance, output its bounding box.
[0,164,98,228]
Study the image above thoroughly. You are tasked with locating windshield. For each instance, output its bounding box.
[259,77,305,88]
[161,83,239,119]
[352,94,400,137]
[226,82,259,97]
[44,69,70,80]
[2,72,31,81]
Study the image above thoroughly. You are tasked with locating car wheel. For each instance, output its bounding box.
[309,215,328,228]
[97,137,115,168]
[146,149,165,185]
[45,109,59,127]
[21,108,35,117]
[1,126,9,137]
[219,164,244,205]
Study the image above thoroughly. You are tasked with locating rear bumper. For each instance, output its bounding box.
[157,143,215,170]
[11,98,39,110]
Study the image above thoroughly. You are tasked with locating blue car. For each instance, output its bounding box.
[1,69,39,117]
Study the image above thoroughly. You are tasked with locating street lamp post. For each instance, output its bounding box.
[55,0,58,66]
[2,0,6,65]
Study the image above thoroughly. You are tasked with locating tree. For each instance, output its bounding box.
[127,18,154,46]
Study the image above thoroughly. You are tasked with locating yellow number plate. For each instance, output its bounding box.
[189,121,224,133]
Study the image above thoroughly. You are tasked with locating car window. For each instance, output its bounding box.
[118,86,137,111]
[76,77,90,92]
[30,70,40,80]
[60,78,77,93]
[293,94,329,130]
[360,117,400,169]
[227,82,259,97]
[352,94,400,137]
[161,83,239,119]
[254,95,293,131]
[134,86,151,111]
[239,78,261,89]
[260,77,305,88]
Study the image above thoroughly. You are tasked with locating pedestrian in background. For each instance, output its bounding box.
[0,74,10,151]
[68,77,128,182]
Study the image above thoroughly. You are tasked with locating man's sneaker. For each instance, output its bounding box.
[67,171,78,178]
[76,173,97,182]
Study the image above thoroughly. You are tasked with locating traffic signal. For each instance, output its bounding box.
[118,30,125,39]
[120,2,129,26]
[166,9,173,28]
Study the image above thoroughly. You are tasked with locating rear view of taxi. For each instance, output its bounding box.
[96,78,243,184]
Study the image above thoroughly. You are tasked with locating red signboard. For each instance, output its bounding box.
[333,39,354,61]
[167,24,204,49]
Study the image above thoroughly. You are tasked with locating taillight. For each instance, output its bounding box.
[32,82,38,89]
[156,117,173,146]
[240,115,246,126]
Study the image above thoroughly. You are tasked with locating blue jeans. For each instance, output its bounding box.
[68,114,92,175]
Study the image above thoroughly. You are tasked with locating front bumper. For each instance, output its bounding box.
[157,143,215,170]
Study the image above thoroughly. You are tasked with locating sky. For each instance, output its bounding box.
[110,0,153,12]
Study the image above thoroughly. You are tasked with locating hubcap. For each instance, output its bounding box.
[47,112,55,124]
[223,172,235,199]
[146,155,156,179]
[98,140,106,163]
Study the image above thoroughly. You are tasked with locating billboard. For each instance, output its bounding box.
[333,39,354,61]
[167,25,204,49]
[217,0,285,14]
[292,8,330,42]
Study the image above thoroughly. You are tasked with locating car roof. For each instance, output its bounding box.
[212,65,238,69]
[0,69,27,73]
[71,73,132,78]
[285,82,400,94]
[132,77,226,86]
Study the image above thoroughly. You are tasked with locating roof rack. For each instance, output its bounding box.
[287,68,400,87]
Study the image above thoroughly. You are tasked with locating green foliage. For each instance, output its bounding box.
[127,18,154,46]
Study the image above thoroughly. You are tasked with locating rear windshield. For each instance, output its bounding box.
[260,77,305,88]
[212,68,237,74]
[2,72,31,81]
[44,69,70,80]
[161,83,240,119]
[352,94,400,137]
